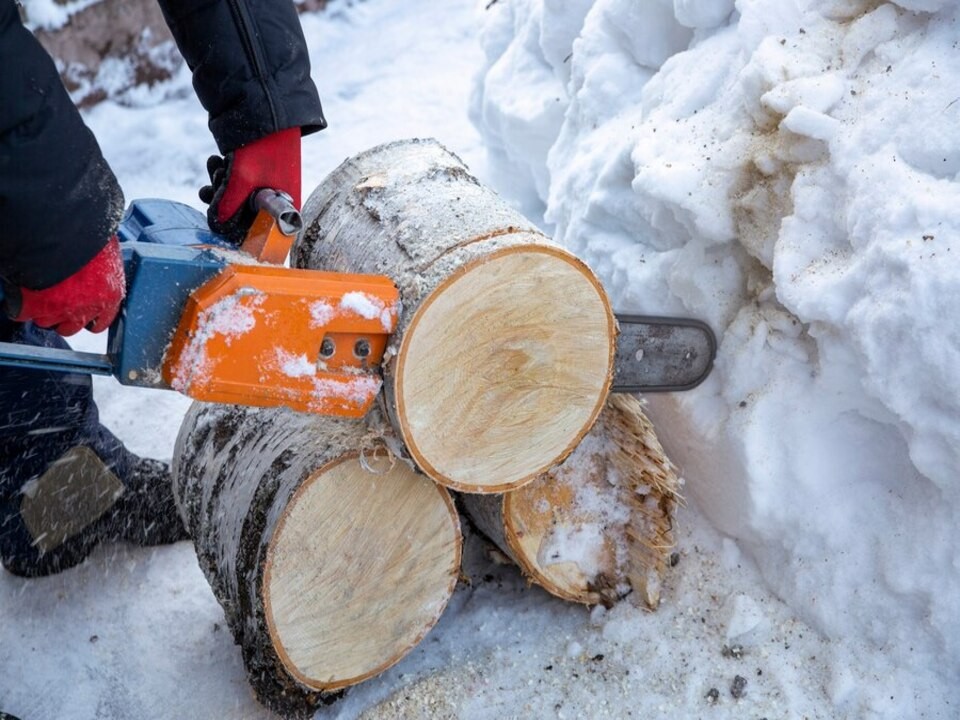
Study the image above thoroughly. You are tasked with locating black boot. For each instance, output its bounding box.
[108,456,189,546]
[0,320,187,578]
[0,445,188,578]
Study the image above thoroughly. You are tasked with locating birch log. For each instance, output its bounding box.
[296,138,616,494]
[172,403,461,718]
[461,394,679,609]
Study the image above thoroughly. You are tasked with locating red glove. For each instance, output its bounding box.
[11,236,125,336]
[199,128,302,243]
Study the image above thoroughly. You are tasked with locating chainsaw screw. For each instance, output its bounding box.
[320,337,336,358]
[354,339,371,359]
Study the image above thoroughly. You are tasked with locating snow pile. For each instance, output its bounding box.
[472,0,960,708]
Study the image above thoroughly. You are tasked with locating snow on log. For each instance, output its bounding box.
[296,138,616,494]
[461,394,679,609]
[172,403,461,718]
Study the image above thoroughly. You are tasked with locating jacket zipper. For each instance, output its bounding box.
[227,0,280,131]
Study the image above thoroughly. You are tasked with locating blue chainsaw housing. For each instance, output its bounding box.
[109,200,232,387]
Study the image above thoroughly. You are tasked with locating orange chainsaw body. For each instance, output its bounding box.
[161,202,399,417]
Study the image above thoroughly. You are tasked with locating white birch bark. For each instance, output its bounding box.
[172,403,461,717]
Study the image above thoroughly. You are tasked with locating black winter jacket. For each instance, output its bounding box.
[0,0,326,290]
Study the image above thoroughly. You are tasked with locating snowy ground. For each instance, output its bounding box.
[2,0,958,718]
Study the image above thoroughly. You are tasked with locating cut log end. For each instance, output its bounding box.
[264,452,461,691]
[173,404,462,715]
[296,138,616,494]
[396,245,615,493]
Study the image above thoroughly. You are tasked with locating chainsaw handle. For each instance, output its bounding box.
[240,190,303,264]
[251,189,302,237]
[0,341,114,376]
[0,283,116,374]
[0,196,335,395]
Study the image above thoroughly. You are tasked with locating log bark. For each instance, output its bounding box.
[296,138,616,494]
[172,403,461,718]
[461,394,679,609]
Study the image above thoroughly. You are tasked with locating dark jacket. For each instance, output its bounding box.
[0,0,326,290]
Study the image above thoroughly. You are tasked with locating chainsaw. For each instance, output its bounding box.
[0,192,716,418]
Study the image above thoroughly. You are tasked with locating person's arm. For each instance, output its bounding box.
[157,0,327,155]
[158,0,327,241]
[0,0,125,334]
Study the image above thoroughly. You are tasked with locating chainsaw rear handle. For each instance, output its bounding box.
[0,188,298,325]
[0,188,298,378]
[0,278,117,375]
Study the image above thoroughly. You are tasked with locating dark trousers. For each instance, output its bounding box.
[0,319,134,576]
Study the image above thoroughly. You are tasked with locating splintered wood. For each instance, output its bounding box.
[461,394,680,609]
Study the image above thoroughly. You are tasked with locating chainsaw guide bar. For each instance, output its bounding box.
[611,314,716,393]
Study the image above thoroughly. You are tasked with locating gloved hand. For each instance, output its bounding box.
[6,236,125,337]
[198,127,302,244]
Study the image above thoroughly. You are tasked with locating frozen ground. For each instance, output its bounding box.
[2,0,958,718]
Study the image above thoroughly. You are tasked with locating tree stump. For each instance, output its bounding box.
[172,403,461,718]
[461,394,679,609]
[296,138,616,494]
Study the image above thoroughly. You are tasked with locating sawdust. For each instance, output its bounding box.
[357,672,467,720]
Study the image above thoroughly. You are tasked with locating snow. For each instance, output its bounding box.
[165,292,264,393]
[276,350,317,379]
[2,0,958,718]
[310,300,336,327]
[339,292,397,332]
[472,0,960,716]
[21,0,102,31]
[532,431,633,585]
[308,374,383,410]
[275,345,385,408]
[340,292,382,320]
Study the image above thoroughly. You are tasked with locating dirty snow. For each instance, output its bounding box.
[1,0,957,719]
